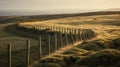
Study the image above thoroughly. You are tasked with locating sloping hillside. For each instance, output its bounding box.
[0,11,120,67]
[30,13,120,67]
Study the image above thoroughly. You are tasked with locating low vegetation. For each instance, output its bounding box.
[0,11,120,67]
[32,38,120,67]
[31,12,120,67]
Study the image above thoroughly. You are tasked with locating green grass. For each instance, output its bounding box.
[0,23,43,67]
[0,24,74,67]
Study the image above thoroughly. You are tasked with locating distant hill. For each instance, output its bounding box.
[107,8,120,11]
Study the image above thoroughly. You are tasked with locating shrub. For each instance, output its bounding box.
[77,39,111,51]
[112,38,120,49]
[76,49,120,66]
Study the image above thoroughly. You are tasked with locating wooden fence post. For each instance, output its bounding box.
[78,29,81,41]
[76,29,79,42]
[62,27,64,34]
[71,28,74,34]
[84,30,87,40]
[48,35,51,55]
[39,26,41,30]
[75,29,78,42]
[86,30,89,40]
[87,29,91,39]
[85,29,89,39]
[70,31,74,45]
[65,33,68,46]
[82,30,86,41]
[80,30,82,41]
[8,44,11,67]
[88,30,93,39]
[60,33,63,47]
[39,36,42,59]
[91,30,96,38]
[54,33,57,51]
[52,26,54,31]
[26,39,30,67]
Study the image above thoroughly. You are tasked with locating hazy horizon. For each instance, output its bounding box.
[0,9,104,16]
[0,0,120,16]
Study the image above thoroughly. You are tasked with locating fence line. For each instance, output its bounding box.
[6,26,96,67]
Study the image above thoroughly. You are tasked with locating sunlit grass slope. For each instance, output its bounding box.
[19,14,120,39]
[0,12,120,67]
[29,14,120,67]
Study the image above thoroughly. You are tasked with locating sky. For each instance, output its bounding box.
[0,0,120,10]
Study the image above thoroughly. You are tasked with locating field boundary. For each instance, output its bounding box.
[6,24,96,67]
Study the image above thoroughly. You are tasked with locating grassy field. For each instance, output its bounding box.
[0,11,120,67]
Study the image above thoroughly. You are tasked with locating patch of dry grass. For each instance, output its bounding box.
[19,14,120,39]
